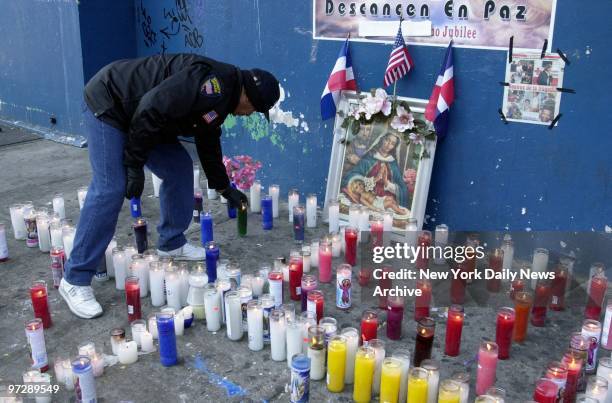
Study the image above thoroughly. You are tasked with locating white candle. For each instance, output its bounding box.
[586,376,608,401]
[77,187,88,210]
[501,235,514,271]
[36,213,51,253]
[328,200,339,234]
[348,205,360,229]
[117,341,138,364]
[331,232,341,257]
[105,238,117,277]
[62,359,75,390]
[250,181,262,213]
[193,163,200,190]
[301,312,317,354]
[151,172,162,197]
[202,284,220,332]
[239,286,253,331]
[405,219,418,247]
[340,227,346,253]
[310,240,319,267]
[251,273,265,298]
[130,320,146,346]
[174,311,185,336]
[165,268,182,311]
[270,309,287,361]
[50,222,63,249]
[78,342,96,358]
[369,339,386,396]
[358,208,370,233]
[288,189,299,222]
[91,353,104,377]
[341,327,359,384]
[269,184,280,218]
[306,194,317,228]
[393,352,411,403]
[434,224,449,265]
[225,291,243,341]
[61,225,75,260]
[450,371,470,403]
[112,248,126,290]
[52,194,65,220]
[422,359,440,403]
[383,212,393,232]
[124,246,137,271]
[178,266,190,307]
[531,248,549,288]
[286,319,303,367]
[149,262,165,307]
[140,331,154,352]
[596,357,612,402]
[9,203,27,240]
[308,343,326,380]
[247,300,264,351]
[131,259,149,298]
[302,246,311,274]
[147,315,158,339]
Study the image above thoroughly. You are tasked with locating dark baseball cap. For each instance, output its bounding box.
[241,68,280,121]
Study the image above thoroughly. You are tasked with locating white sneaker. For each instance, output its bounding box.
[157,243,206,261]
[59,278,103,319]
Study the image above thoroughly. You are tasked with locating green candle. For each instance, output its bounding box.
[237,202,248,237]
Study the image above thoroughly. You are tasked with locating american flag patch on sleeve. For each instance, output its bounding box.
[202,110,218,124]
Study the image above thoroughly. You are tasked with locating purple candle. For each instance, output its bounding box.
[301,274,318,312]
[386,295,404,340]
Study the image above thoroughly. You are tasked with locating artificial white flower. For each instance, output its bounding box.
[390,106,415,132]
[374,89,392,116]
[408,132,424,144]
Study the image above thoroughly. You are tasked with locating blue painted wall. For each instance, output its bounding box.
[0,0,85,140]
[133,0,611,232]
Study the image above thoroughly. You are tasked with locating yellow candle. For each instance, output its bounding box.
[327,335,347,393]
[380,357,402,403]
[407,367,429,403]
[438,379,461,403]
[353,346,376,403]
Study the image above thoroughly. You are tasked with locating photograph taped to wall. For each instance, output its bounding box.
[324,91,436,231]
[502,53,564,125]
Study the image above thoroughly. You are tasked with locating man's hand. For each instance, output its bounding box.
[222,187,248,209]
[125,166,145,199]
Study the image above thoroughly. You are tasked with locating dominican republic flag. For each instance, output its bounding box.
[383,25,414,87]
[321,38,357,120]
[425,42,455,140]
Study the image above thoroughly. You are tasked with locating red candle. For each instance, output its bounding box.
[509,278,525,300]
[561,350,582,403]
[344,226,358,266]
[486,248,504,293]
[415,279,432,321]
[125,276,141,322]
[450,261,467,305]
[30,280,52,329]
[386,296,404,340]
[415,230,432,270]
[444,304,464,356]
[531,280,551,327]
[533,378,559,403]
[378,266,392,309]
[495,307,515,360]
[289,254,303,301]
[306,289,324,323]
[370,218,384,248]
[358,267,371,287]
[360,309,378,344]
[585,274,607,320]
[544,361,568,393]
[550,264,568,311]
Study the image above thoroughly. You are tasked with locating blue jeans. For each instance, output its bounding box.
[64,107,193,285]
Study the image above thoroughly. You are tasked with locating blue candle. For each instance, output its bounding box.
[227,183,237,219]
[205,241,220,283]
[293,205,305,241]
[156,312,178,366]
[130,197,142,218]
[71,356,97,402]
[261,196,273,230]
[200,211,213,244]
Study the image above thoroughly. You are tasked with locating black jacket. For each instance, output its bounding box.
[84,53,243,190]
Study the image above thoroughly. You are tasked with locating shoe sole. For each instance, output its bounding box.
[59,284,103,319]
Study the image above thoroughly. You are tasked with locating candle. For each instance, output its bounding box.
[288,189,299,222]
[71,356,97,401]
[295,275,316,314]
[198,211,214,246]
[415,230,432,270]
[287,318,303,367]
[61,225,75,259]
[25,318,48,371]
[387,295,404,341]
[318,238,333,283]
[117,340,138,365]
[133,218,148,253]
[407,367,429,403]
[336,327,358,385]
[289,253,304,301]
[53,357,67,388]
[327,335,347,392]
[358,207,370,241]
[380,357,402,403]
[328,200,339,234]
[486,248,504,293]
[23,210,39,248]
[582,319,602,373]
[246,300,264,351]
[205,241,220,283]
[49,221,63,249]
[601,302,612,351]
[130,256,149,298]
[310,239,320,268]
[588,263,605,295]
[238,286,253,331]
[300,246,311,274]
[450,372,470,403]
[344,226,358,266]
[476,340,498,395]
[9,203,27,240]
[415,279,432,321]
[52,194,66,219]
[531,279,552,327]
[336,264,352,310]
[369,338,386,396]
[140,330,154,353]
[306,194,317,228]
[36,213,51,253]
[225,290,243,341]
[89,351,104,377]
[250,180,261,213]
[178,263,190,307]
[156,311,178,366]
[193,162,200,189]
[347,204,359,228]
[292,205,305,241]
[531,248,549,289]
[414,317,435,367]
[149,262,165,307]
[546,360,568,394]
[300,311,317,353]
[110,328,126,355]
[596,357,612,403]
[125,276,141,322]
[550,263,568,311]
[513,291,533,342]
[586,271,607,320]
[570,332,590,391]
[353,345,376,403]
[130,319,146,347]
[76,186,88,210]
[268,184,280,218]
[464,233,480,280]
[306,290,324,323]
[164,267,181,311]
[501,235,514,271]
[361,309,378,343]
[282,303,296,323]
[0,223,7,262]
[147,315,158,339]
[494,307,515,360]
[30,280,52,329]
[237,202,248,237]
[331,232,342,257]
[563,350,583,403]
[48,246,64,289]
[112,247,126,290]
[438,379,461,403]
[261,196,273,230]
[308,325,326,380]
[422,359,440,403]
[370,216,384,248]
[267,267,283,308]
[290,353,311,403]
[433,224,449,265]
[444,304,464,357]
[585,376,608,401]
[201,283,220,331]
[226,263,242,288]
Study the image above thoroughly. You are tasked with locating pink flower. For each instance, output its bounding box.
[390,106,415,132]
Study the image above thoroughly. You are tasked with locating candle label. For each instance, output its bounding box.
[75,368,96,402]
[263,305,272,342]
[582,329,600,372]
[26,328,48,369]
[24,216,38,248]
[602,307,612,348]
[307,299,316,317]
[290,363,310,403]
[0,229,8,259]
[128,305,134,315]
[336,272,352,309]
[270,280,283,308]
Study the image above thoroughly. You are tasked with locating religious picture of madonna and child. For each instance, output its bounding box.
[337,120,422,230]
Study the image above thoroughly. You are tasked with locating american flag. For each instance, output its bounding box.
[383,25,414,87]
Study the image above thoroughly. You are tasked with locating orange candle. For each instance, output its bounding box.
[513,291,533,343]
